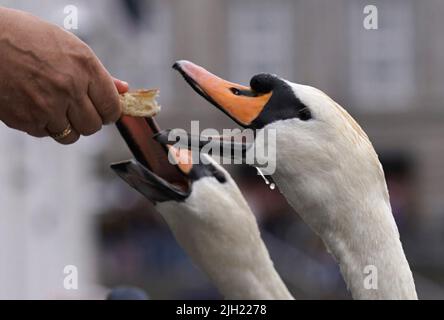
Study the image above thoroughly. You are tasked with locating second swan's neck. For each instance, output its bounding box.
[158,200,293,300]
[156,177,294,300]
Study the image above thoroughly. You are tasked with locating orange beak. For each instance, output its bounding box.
[166,145,194,175]
[173,60,272,126]
[115,116,190,192]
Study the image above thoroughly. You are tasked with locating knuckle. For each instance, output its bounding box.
[82,122,102,136]
[57,73,77,93]
[99,98,121,123]
[26,126,46,138]
[30,96,51,127]
[77,45,99,72]
[15,108,37,130]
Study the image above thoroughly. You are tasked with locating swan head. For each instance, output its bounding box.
[111,116,254,235]
[111,117,290,301]
[111,116,227,204]
[170,61,389,217]
[165,62,416,300]
[172,60,312,129]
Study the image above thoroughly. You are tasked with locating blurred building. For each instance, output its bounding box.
[0,0,444,299]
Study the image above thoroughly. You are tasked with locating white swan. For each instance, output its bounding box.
[169,60,418,300]
[112,116,293,300]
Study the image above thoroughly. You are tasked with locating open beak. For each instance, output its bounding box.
[173,60,272,127]
[111,116,191,202]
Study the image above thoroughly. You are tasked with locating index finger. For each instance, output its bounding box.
[88,64,122,124]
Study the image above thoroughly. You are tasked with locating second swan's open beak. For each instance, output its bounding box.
[111,116,192,202]
[173,60,272,127]
[112,116,229,202]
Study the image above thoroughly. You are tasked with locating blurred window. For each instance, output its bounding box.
[348,0,416,111]
[227,0,296,83]
[111,0,174,103]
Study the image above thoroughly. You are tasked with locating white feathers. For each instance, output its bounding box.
[259,81,417,299]
[152,78,417,299]
[156,156,293,300]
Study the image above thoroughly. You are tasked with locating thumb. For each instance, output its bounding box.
[113,77,129,94]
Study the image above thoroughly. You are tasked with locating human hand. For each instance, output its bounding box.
[0,7,129,144]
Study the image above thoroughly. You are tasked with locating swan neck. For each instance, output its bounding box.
[321,202,417,299]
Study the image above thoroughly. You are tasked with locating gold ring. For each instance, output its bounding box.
[50,123,72,140]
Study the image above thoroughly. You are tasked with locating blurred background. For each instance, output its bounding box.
[0,0,444,299]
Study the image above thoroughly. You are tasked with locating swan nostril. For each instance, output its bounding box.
[230,88,241,95]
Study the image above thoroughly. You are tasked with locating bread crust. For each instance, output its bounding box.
[120,89,160,117]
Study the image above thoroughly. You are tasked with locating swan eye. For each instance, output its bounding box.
[250,73,275,93]
[299,107,312,121]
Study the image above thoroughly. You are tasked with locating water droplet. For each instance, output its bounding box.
[256,167,274,190]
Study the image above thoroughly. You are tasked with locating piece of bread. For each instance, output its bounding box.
[120,89,161,117]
